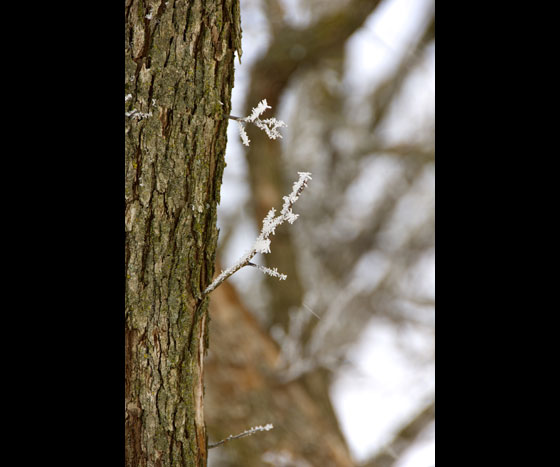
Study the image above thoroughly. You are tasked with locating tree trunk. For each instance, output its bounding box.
[124,1,241,465]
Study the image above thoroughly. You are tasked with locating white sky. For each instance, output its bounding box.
[331,319,434,464]
[219,0,435,464]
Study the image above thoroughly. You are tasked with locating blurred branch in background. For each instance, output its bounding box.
[361,397,435,467]
[208,0,435,465]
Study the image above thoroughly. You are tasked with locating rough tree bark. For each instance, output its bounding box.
[124,1,241,465]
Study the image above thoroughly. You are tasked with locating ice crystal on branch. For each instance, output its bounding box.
[253,172,311,250]
[249,263,288,281]
[237,121,251,146]
[204,172,312,295]
[209,424,274,449]
[234,99,287,146]
[125,109,153,120]
[254,238,271,255]
[245,99,271,122]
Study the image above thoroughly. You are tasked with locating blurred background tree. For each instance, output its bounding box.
[205,0,434,465]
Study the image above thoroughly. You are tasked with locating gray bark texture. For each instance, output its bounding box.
[124,1,241,465]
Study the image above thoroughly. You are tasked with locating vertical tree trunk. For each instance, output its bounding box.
[124,1,241,465]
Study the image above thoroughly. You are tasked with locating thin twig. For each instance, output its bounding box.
[203,172,312,296]
[231,99,287,146]
[208,424,274,449]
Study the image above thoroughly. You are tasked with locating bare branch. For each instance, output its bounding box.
[361,398,435,467]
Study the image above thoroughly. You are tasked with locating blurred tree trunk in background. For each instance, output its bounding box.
[206,280,354,466]
[124,1,240,465]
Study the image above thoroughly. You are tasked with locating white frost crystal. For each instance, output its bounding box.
[234,99,287,146]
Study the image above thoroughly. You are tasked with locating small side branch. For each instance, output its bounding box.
[203,172,312,296]
[248,262,287,281]
[230,99,287,146]
[208,424,274,449]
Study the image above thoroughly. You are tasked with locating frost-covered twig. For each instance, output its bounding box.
[248,263,287,281]
[232,99,287,146]
[204,172,312,295]
[125,94,155,120]
[208,424,274,449]
[125,109,153,120]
